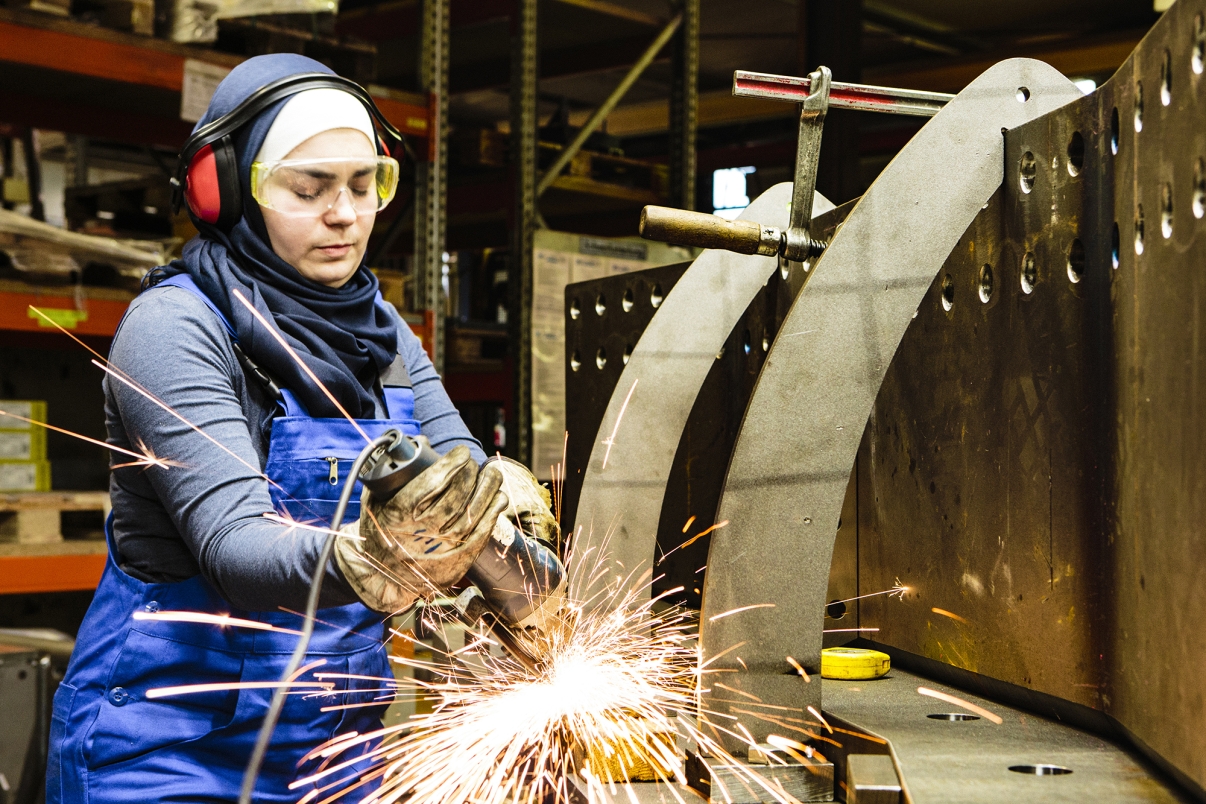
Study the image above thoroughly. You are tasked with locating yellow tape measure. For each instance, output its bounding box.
[821,647,891,680]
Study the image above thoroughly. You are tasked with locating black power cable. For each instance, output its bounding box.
[238,432,395,804]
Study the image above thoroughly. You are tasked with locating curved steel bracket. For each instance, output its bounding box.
[568,185,836,605]
[699,58,1082,749]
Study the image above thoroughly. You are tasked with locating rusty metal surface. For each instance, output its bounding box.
[849,1,1206,792]
[699,58,1082,752]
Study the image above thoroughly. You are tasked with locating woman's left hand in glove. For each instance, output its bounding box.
[486,456,560,547]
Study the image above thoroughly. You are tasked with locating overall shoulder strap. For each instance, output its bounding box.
[155,274,237,341]
[154,274,284,402]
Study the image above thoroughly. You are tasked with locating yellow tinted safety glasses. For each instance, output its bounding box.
[250,156,399,217]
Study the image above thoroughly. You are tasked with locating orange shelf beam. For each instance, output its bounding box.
[0,553,106,594]
[0,291,129,338]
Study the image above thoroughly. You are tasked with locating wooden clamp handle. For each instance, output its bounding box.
[639,206,780,256]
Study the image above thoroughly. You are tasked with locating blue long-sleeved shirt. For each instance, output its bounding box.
[105,283,485,611]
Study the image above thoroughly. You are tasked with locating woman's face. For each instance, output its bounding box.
[259,129,378,289]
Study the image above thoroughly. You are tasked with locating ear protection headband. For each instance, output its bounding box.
[171,72,405,231]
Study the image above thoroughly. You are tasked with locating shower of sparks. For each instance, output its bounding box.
[931,607,968,624]
[600,379,638,469]
[301,580,811,804]
[132,610,303,635]
[0,409,180,470]
[916,687,1003,724]
[829,581,910,607]
[231,289,370,443]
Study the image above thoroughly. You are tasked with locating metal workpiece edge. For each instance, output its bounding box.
[698,58,1082,749]
[567,184,836,605]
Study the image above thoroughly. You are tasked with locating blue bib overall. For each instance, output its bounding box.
[47,276,421,804]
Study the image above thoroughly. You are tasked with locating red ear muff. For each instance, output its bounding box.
[185,144,222,224]
[183,137,241,231]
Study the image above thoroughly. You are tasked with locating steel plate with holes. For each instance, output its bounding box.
[824,670,1188,803]
[699,58,1083,752]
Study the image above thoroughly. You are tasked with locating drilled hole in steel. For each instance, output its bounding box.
[1019,151,1037,194]
[1194,14,1205,74]
[1016,86,1031,102]
[1161,49,1172,106]
[570,350,582,372]
[1067,239,1086,283]
[1135,82,1144,133]
[1009,765,1073,776]
[1066,131,1084,177]
[594,294,606,316]
[595,347,607,370]
[1135,205,1146,255]
[1193,159,1206,219]
[650,284,664,308]
[928,713,980,721]
[1110,107,1120,155]
[1161,184,1174,239]
[622,287,634,312]
[826,600,848,620]
[940,274,955,312]
[742,328,752,355]
[762,328,770,352]
[779,257,791,280]
[1112,223,1121,269]
[569,298,581,320]
[979,264,994,303]
[1021,252,1038,294]
[622,343,633,365]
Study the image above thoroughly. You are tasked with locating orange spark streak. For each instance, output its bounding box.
[231,288,370,443]
[917,687,1003,724]
[708,603,775,623]
[600,378,638,469]
[0,409,173,468]
[713,682,762,702]
[659,520,728,563]
[785,656,811,682]
[806,706,833,734]
[931,607,968,624]
[146,680,332,699]
[823,627,879,633]
[681,516,696,533]
[132,610,302,635]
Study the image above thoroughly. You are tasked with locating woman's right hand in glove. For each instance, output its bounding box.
[334,444,508,614]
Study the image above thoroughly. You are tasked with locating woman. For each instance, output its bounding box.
[47,54,555,803]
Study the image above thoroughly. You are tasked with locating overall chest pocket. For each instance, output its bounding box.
[84,627,244,771]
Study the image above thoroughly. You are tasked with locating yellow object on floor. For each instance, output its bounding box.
[821,647,891,680]
[582,721,679,783]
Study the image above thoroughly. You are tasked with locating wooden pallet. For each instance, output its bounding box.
[0,491,110,544]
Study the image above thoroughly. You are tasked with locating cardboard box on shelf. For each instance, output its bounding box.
[0,401,47,428]
[0,461,51,493]
[0,429,46,461]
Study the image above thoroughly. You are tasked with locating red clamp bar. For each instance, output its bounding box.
[733,70,954,118]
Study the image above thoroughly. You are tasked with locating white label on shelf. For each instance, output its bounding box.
[0,432,33,460]
[0,462,38,492]
[181,60,233,123]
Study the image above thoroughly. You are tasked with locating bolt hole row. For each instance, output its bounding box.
[568,283,664,321]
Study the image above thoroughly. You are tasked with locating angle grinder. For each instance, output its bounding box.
[357,429,567,670]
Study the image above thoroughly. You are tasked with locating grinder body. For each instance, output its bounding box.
[358,430,566,663]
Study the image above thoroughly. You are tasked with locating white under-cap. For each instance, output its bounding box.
[255,88,376,163]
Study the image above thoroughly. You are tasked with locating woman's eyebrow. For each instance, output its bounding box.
[297,168,338,180]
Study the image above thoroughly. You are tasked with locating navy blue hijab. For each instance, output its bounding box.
[156,54,398,420]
